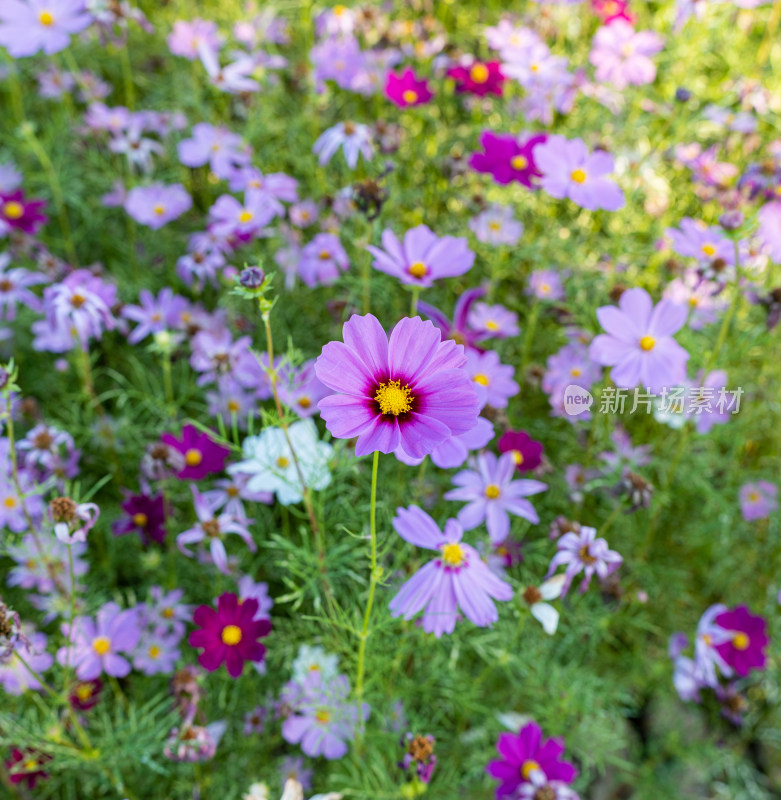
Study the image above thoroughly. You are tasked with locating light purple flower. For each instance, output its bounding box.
[589,21,664,90]
[125,183,192,229]
[121,288,188,344]
[56,602,141,680]
[198,43,259,94]
[132,627,181,675]
[545,526,622,595]
[6,534,88,594]
[237,576,274,621]
[445,452,546,543]
[663,269,726,329]
[0,630,53,695]
[739,481,778,521]
[299,233,350,287]
[589,287,689,391]
[0,0,93,58]
[366,225,475,288]
[464,349,519,409]
[208,192,275,238]
[535,135,625,211]
[178,123,251,180]
[168,18,221,59]
[312,121,373,169]
[388,506,514,637]
[666,217,735,266]
[468,205,523,246]
[527,269,565,301]
[466,302,519,340]
[758,201,781,263]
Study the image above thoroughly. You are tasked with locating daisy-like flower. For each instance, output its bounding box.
[388,505,514,637]
[445,452,546,544]
[464,349,519,409]
[663,269,726,330]
[112,490,167,545]
[366,225,475,288]
[0,190,48,235]
[498,431,543,473]
[312,121,374,169]
[0,0,93,58]
[665,217,735,266]
[713,606,769,677]
[527,269,565,302]
[469,132,546,188]
[121,288,188,344]
[160,424,230,481]
[209,192,275,239]
[0,629,53,695]
[189,592,271,678]
[535,135,625,211]
[0,258,46,320]
[385,68,433,107]
[291,644,339,686]
[589,287,689,392]
[124,183,192,229]
[447,60,505,96]
[589,21,664,90]
[315,314,481,459]
[739,481,778,521]
[177,486,256,574]
[167,18,221,59]
[299,233,350,287]
[198,43,259,94]
[178,122,251,179]
[522,576,566,635]
[486,721,578,798]
[228,419,333,506]
[132,628,181,676]
[545,526,622,595]
[467,301,520,339]
[468,205,524,246]
[56,602,141,680]
[418,286,488,348]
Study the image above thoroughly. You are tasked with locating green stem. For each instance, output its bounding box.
[409,286,420,316]
[355,450,380,716]
[520,300,541,377]
[119,42,136,109]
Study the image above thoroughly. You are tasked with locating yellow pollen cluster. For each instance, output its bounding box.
[92,636,111,656]
[639,335,656,351]
[689,297,699,307]
[469,63,490,83]
[521,759,541,780]
[221,624,242,645]
[402,89,419,104]
[488,221,502,232]
[511,155,528,171]
[511,450,524,465]
[132,512,148,527]
[153,204,166,216]
[473,373,490,386]
[733,632,750,650]
[4,496,17,509]
[441,542,465,566]
[570,168,587,184]
[148,645,162,659]
[570,367,582,377]
[276,456,290,468]
[185,448,203,467]
[238,209,254,223]
[701,243,716,257]
[315,708,332,723]
[319,250,332,260]
[39,10,55,25]
[374,380,414,416]
[3,201,24,219]
[408,261,427,278]
[75,684,93,702]
[486,320,499,330]
[485,483,501,499]
[298,396,312,409]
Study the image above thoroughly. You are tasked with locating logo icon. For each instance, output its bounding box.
[563,385,594,416]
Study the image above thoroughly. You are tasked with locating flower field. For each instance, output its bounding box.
[1,1,780,798]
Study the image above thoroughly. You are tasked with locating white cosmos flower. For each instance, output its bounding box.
[529,574,566,635]
[228,419,332,505]
[291,644,340,685]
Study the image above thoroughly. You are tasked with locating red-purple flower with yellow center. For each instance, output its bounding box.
[447,60,506,96]
[0,190,48,234]
[160,424,230,480]
[713,606,769,677]
[188,593,271,678]
[315,314,480,459]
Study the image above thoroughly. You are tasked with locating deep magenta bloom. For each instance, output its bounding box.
[113,491,167,545]
[160,424,230,480]
[188,592,271,678]
[385,68,433,107]
[469,132,547,187]
[487,721,578,798]
[714,606,769,677]
[6,749,50,790]
[448,60,505,96]
[0,190,48,234]
[315,314,480,459]
[498,430,543,473]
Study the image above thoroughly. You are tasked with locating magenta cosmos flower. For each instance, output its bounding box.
[189,592,271,678]
[388,506,514,637]
[160,424,230,480]
[315,315,481,458]
[589,287,689,392]
[589,20,664,90]
[124,183,192,229]
[498,430,543,473]
[448,60,505,96]
[366,225,475,288]
[469,132,547,188]
[487,721,578,798]
[713,606,769,677]
[0,0,93,58]
[385,68,433,107]
[535,135,624,211]
[0,191,48,234]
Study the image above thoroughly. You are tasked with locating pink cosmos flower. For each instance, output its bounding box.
[713,606,769,677]
[464,349,519,409]
[535,135,624,211]
[385,68,433,107]
[124,183,192,229]
[527,269,565,301]
[0,0,93,58]
[546,525,622,595]
[160,424,230,480]
[208,192,274,238]
[315,314,480,459]
[469,131,547,188]
[447,60,505,96]
[589,287,689,391]
[168,18,221,59]
[589,21,664,90]
[388,506,514,637]
[663,269,726,330]
[739,481,778,521]
[299,233,350,287]
[0,190,48,235]
[366,225,475,288]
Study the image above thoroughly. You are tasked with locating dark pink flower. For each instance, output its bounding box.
[498,430,543,473]
[469,132,547,188]
[0,190,48,235]
[714,606,769,677]
[160,424,230,480]
[448,60,505,97]
[385,68,433,107]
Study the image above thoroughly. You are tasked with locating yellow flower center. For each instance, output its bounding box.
[238,209,254,223]
[315,708,332,723]
[148,645,162,659]
[511,450,524,465]
[153,204,166,216]
[408,261,427,278]
[162,608,175,618]
[511,155,528,171]
[227,486,239,497]
[639,335,656,351]
[319,250,331,260]
[485,483,501,499]
[3,496,17,509]
[227,399,240,412]
[469,63,490,83]
[521,760,541,780]
[132,512,148,526]
[3,201,24,219]
[689,297,699,307]
[221,625,242,645]
[402,89,419,104]
[540,283,551,294]
[486,320,499,330]
[374,380,414,416]
[571,367,582,377]
[299,396,311,409]
[488,221,502,231]
[473,373,490,386]
[24,759,38,771]
[702,633,712,646]
[748,491,760,502]
[334,4,347,15]
[75,684,93,701]
[701,243,716,257]
[39,10,55,25]
[92,636,111,656]
[276,456,290,468]
[733,633,750,650]
[441,542,466,566]
[185,448,203,466]
[570,168,587,184]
